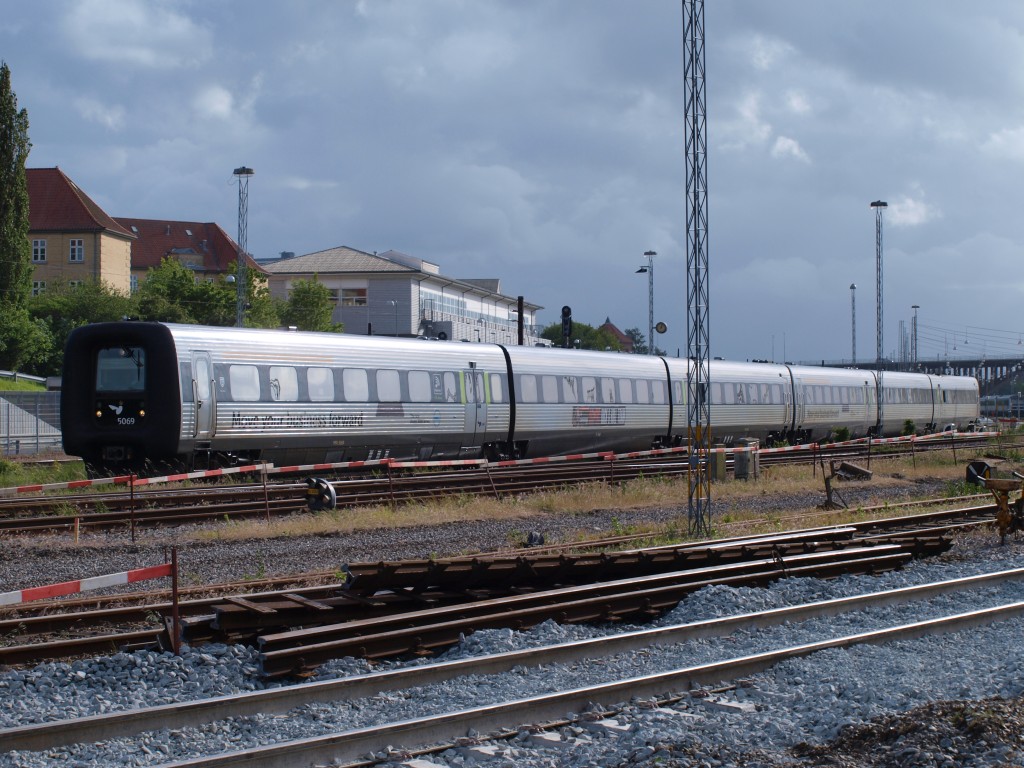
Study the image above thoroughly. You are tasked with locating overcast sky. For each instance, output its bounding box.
[4,1,1024,364]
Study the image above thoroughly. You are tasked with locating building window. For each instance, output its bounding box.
[341,288,367,307]
[130,274,139,293]
[69,239,84,263]
[32,240,46,263]
[32,280,46,296]
[326,288,340,303]
[68,280,83,289]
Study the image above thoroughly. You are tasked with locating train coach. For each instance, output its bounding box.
[60,321,980,476]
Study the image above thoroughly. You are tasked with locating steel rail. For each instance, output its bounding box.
[0,506,989,665]
[0,434,998,533]
[256,545,917,677]
[5,566,1024,758]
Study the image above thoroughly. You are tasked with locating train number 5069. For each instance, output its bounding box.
[117,417,136,426]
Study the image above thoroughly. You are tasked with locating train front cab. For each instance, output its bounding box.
[61,322,182,474]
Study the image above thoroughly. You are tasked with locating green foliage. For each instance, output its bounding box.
[0,62,32,312]
[943,478,976,497]
[132,258,280,328]
[834,426,851,442]
[279,276,342,332]
[0,304,51,373]
[27,279,134,375]
[540,321,623,351]
[902,419,916,436]
[134,258,209,323]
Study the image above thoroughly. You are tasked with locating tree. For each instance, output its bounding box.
[0,62,31,309]
[624,327,648,355]
[0,62,34,371]
[280,277,342,332]
[540,321,623,351]
[28,279,134,374]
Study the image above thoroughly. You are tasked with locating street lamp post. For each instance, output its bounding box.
[911,304,920,365]
[850,283,857,364]
[635,250,657,355]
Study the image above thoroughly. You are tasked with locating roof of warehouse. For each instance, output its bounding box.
[260,246,416,274]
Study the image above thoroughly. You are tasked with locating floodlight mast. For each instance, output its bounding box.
[234,166,254,328]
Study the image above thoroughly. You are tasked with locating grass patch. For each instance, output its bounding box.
[0,458,87,489]
[0,378,46,392]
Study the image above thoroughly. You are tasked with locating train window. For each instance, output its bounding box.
[771,384,782,404]
[746,384,759,405]
[229,365,260,401]
[443,372,459,402]
[96,346,146,392]
[583,377,598,403]
[673,381,684,405]
[561,376,579,403]
[308,368,334,402]
[473,372,486,403]
[520,374,538,403]
[409,371,431,402]
[618,379,633,404]
[376,370,401,402]
[601,378,616,403]
[541,375,559,403]
[761,384,771,404]
[269,367,298,402]
[489,373,505,403]
[343,369,369,402]
[652,380,666,404]
[734,384,745,404]
[636,379,650,404]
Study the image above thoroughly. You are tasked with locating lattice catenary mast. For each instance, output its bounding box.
[683,0,711,537]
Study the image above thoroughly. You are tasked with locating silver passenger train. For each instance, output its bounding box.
[60,322,981,475]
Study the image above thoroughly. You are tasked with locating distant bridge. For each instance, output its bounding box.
[807,357,1024,397]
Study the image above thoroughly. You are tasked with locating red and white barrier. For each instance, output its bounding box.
[0,562,172,607]
[0,428,1000,497]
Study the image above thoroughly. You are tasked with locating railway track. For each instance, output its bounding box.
[3,565,1023,765]
[0,434,1002,533]
[0,503,996,672]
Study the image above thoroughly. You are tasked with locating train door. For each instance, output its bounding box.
[463,365,486,448]
[192,351,216,440]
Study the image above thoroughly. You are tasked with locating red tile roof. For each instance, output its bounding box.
[599,318,635,353]
[27,167,135,239]
[113,217,253,274]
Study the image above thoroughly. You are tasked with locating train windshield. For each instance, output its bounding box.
[96,346,146,392]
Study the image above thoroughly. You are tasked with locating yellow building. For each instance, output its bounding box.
[26,167,135,295]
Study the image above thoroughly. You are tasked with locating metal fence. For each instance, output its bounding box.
[0,392,62,457]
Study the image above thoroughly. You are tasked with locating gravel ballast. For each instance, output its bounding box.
[2,479,1023,767]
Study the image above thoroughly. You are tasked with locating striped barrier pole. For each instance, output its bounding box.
[0,557,175,607]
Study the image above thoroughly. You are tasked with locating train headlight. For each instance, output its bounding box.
[139,409,146,417]
[95,410,102,418]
